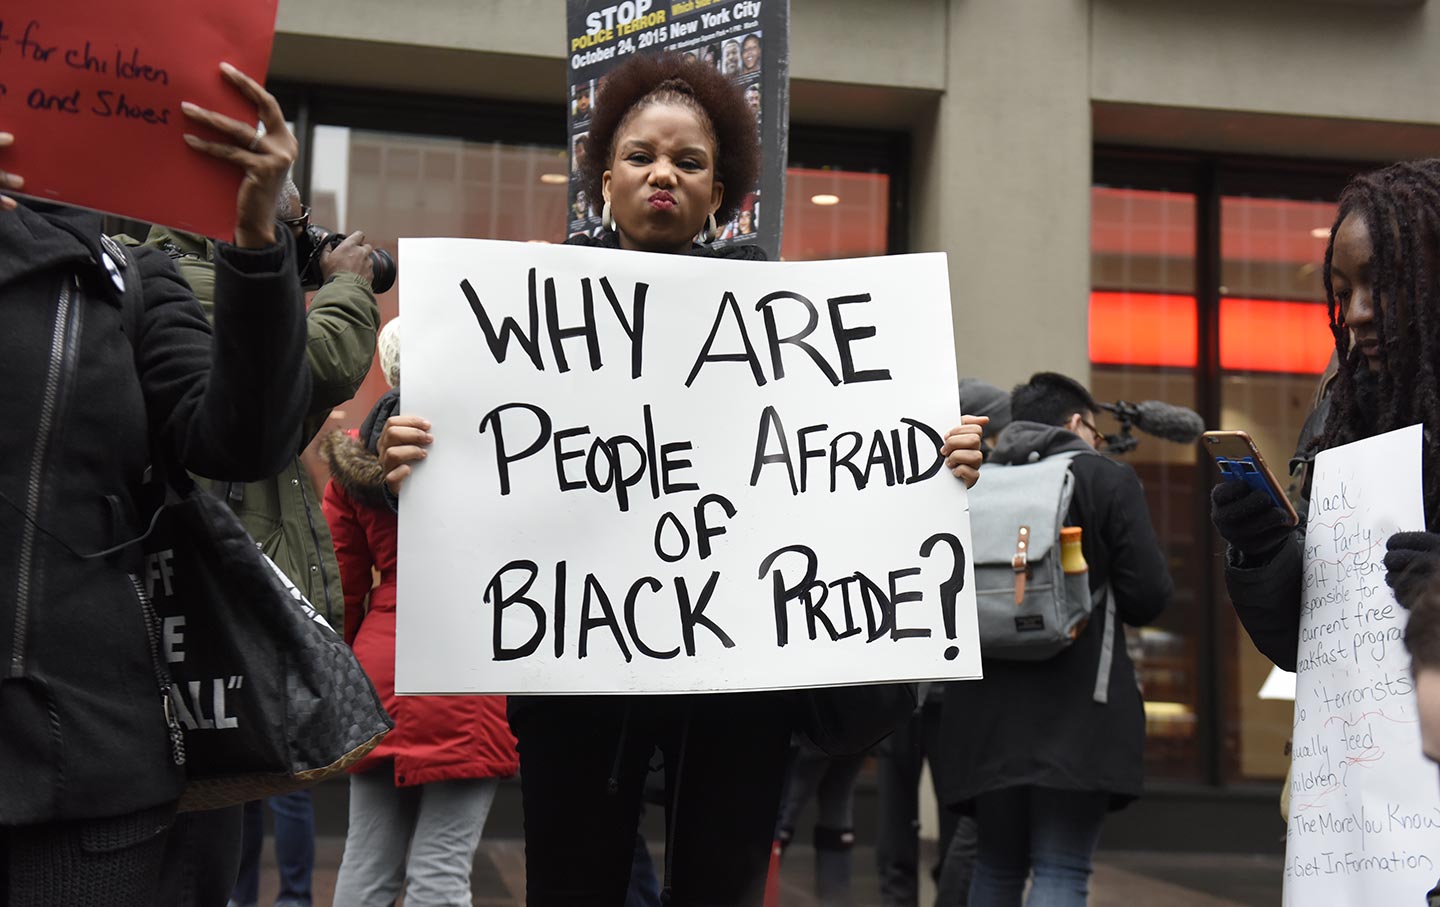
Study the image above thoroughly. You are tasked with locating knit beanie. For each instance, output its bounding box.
[957,377,1012,439]
[377,318,401,389]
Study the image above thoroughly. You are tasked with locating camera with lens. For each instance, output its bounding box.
[297,224,397,294]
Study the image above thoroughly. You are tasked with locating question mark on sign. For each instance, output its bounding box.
[919,532,965,660]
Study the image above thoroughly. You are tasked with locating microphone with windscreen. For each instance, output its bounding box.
[1098,400,1206,454]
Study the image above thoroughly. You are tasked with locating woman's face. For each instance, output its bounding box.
[1331,212,1382,372]
[602,101,722,255]
[738,210,753,233]
[742,37,761,72]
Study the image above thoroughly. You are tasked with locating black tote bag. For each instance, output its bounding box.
[137,483,393,811]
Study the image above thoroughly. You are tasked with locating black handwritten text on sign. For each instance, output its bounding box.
[1,19,173,125]
[395,239,979,695]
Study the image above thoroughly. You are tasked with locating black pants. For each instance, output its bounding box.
[510,692,792,907]
[875,698,971,906]
[1,803,176,907]
[153,804,244,907]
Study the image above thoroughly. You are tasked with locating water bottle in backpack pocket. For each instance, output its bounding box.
[968,451,1117,701]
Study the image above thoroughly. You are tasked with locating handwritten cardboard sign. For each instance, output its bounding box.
[0,2,278,237]
[1284,424,1440,904]
[395,239,980,695]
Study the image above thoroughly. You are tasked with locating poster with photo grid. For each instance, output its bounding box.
[565,0,788,259]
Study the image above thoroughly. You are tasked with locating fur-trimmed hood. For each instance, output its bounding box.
[321,429,390,510]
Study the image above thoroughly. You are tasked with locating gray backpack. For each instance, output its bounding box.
[968,450,1117,703]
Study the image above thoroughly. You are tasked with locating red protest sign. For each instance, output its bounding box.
[0,2,278,238]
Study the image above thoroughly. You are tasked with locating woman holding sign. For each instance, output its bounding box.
[1214,159,1440,669]
[379,52,987,906]
[0,65,309,906]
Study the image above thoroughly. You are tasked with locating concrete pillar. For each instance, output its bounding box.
[913,0,1093,392]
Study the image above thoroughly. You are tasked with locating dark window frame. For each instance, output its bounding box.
[1094,146,1381,789]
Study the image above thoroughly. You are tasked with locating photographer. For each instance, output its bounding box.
[143,181,381,907]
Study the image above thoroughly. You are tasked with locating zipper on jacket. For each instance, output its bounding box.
[129,573,186,767]
[9,278,81,678]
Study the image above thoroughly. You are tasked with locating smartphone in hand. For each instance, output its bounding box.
[1201,430,1300,527]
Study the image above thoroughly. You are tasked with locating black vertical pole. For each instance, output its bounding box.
[292,90,314,207]
[1194,164,1224,787]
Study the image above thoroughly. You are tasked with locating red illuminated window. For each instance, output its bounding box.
[1089,291,1332,374]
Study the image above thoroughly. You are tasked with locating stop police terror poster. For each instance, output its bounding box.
[394,239,980,695]
[565,0,787,260]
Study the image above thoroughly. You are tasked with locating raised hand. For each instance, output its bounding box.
[181,62,298,249]
[0,133,21,211]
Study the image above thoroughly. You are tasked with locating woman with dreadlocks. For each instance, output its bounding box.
[1213,158,1440,672]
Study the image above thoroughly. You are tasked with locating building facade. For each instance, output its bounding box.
[270,0,1440,851]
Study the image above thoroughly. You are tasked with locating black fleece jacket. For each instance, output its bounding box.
[0,203,309,825]
[940,422,1174,810]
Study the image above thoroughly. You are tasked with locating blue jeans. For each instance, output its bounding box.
[968,786,1108,907]
[230,790,315,907]
[625,827,662,907]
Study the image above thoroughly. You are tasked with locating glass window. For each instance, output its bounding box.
[782,167,890,261]
[1218,194,1335,782]
[1090,186,1205,781]
[1091,165,1351,787]
[304,126,570,455]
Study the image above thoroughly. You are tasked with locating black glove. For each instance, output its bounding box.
[1211,480,1294,564]
[1384,531,1440,610]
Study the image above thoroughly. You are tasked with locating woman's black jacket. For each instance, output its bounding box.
[0,203,309,825]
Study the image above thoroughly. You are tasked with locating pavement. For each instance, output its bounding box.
[254,837,1285,906]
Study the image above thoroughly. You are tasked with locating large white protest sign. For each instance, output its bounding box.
[395,239,978,695]
[1285,424,1439,904]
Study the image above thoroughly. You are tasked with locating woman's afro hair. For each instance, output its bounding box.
[581,53,761,226]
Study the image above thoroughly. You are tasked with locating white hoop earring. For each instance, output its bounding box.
[602,200,615,232]
[705,212,718,243]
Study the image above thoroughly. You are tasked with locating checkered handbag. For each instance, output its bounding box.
[136,483,394,812]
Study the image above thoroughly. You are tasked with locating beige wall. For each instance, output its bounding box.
[272,0,947,102]
[1092,0,1440,126]
[271,0,1440,387]
[912,0,1094,390]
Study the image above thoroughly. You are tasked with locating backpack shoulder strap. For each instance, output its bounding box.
[1051,448,1119,703]
[1091,586,1116,704]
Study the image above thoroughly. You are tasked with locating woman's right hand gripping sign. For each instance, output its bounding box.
[943,414,988,489]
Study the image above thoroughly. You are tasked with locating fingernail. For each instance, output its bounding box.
[220,61,237,73]
[4,174,23,189]
[0,132,13,143]
[181,101,199,114]
[183,133,199,144]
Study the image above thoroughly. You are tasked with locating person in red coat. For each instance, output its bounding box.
[322,319,517,907]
